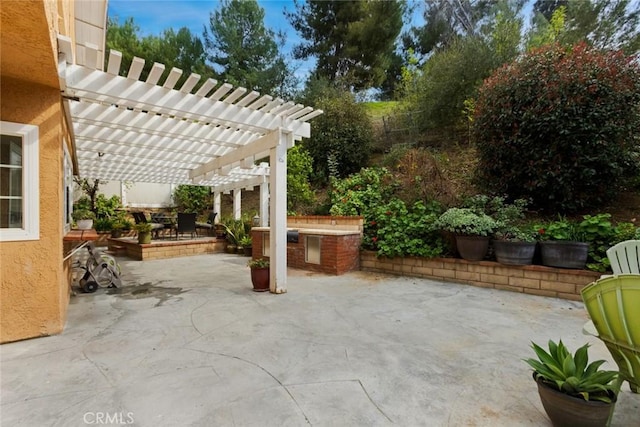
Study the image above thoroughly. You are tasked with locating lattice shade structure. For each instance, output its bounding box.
[57,37,322,191]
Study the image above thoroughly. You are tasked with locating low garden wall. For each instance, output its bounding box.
[360,251,600,301]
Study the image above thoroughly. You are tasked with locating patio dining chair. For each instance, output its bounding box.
[581,274,640,394]
[607,240,640,275]
[176,213,197,240]
[195,211,217,236]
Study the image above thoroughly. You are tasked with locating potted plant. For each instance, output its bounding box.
[525,339,618,427]
[247,258,269,292]
[239,235,253,257]
[537,217,589,269]
[493,225,537,265]
[72,209,96,230]
[134,222,153,244]
[436,207,498,261]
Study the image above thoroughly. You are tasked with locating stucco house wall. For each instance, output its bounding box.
[0,0,75,343]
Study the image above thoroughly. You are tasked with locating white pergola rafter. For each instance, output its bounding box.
[58,36,323,294]
[57,38,320,187]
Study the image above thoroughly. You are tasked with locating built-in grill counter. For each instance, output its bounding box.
[251,216,364,275]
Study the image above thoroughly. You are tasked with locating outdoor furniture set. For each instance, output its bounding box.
[132,211,216,240]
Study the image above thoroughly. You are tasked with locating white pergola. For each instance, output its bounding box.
[56,36,322,294]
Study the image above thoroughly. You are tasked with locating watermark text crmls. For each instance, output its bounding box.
[83,412,134,425]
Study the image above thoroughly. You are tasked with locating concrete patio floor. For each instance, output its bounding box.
[1,254,638,426]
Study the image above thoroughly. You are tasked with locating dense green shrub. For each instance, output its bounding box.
[329,168,398,217]
[287,145,315,213]
[172,185,211,215]
[368,200,445,258]
[302,91,373,183]
[474,42,640,213]
[329,168,443,257]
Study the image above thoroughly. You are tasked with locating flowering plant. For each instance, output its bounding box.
[436,208,498,237]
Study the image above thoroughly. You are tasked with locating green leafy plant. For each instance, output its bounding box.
[71,209,96,221]
[238,235,253,247]
[247,258,269,268]
[524,340,618,403]
[536,217,585,242]
[172,185,211,215]
[93,217,113,232]
[134,222,153,233]
[435,208,498,237]
[368,199,445,258]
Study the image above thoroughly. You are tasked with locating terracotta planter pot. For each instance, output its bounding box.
[455,235,490,261]
[250,267,270,292]
[493,240,536,265]
[535,376,614,427]
[540,241,589,269]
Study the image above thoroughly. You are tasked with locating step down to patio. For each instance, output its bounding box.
[106,245,127,256]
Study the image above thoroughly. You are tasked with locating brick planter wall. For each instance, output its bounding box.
[108,238,224,260]
[360,251,600,301]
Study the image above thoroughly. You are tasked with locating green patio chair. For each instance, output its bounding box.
[581,274,640,394]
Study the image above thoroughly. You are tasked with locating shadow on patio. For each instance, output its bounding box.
[1,254,638,426]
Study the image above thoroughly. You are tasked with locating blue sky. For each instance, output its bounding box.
[108,0,313,76]
[107,0,429,81]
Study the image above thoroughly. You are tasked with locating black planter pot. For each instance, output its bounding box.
[493,240,536,265]
[455,235,490,261]
[535,376,614,427]
[540,241,589,269]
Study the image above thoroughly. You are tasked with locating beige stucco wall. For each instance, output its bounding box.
[0,77,68,343]
[0,0,74,343]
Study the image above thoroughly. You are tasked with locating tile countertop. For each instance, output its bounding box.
[252,227,361,236]
[63,229,99,241]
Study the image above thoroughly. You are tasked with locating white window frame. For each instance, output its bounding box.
[63,141,73,233]
[0,121,39,241]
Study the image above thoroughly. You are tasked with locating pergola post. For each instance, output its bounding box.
[213,190,221,223]
[269,128,289,293]
[260,181,269,227]
[233,189,241,220]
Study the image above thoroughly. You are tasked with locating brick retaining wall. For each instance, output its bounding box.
[360,251,600,301]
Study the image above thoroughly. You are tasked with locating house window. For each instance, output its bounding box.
[63,142,73,232]
[0,121,39,241]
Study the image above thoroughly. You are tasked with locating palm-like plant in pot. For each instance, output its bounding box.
[436,207,498,261]
[525,339,618,427]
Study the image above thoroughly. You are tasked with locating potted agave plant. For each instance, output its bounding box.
[436,207,498,261]
[525,339,618,427]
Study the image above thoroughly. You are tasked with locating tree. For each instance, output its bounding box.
[401,2,523,131]
[74,178,102,214]
[404,0,497,59]
[474,42,640,213]
[530,0,640,54]
[203,0,288,94]
[106,18,214,88]
[287,0,405,91]
[301,89,374,183]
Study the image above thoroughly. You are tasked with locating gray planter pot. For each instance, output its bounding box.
[493,240,536,265]
[540,241,589,269]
